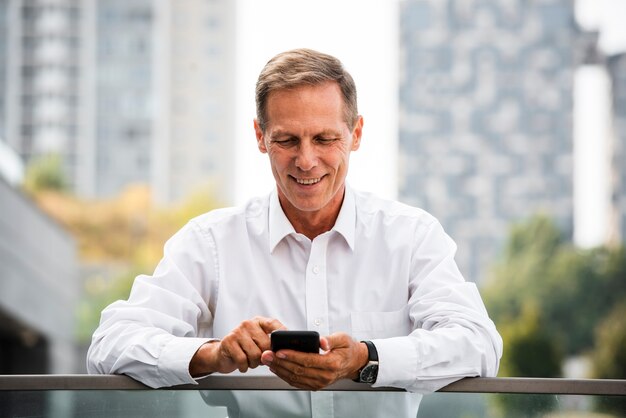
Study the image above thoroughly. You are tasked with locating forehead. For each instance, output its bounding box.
[265,82,346,129]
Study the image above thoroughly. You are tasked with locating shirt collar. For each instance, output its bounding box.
[269,189,297,252]
[268,185,356,253]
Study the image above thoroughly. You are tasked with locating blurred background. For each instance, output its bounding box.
[0,0,625,415]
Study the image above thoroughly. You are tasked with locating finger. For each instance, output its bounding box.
[220,340,251,373]
[236,318,273,353]
[269,360,334,391]
[271,350,323,374]
[237,337,264,369]
[324,333,351,350]
[320,337,331,352]
[256,317,287,334]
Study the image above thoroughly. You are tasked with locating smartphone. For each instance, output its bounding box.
[271,330,320,353]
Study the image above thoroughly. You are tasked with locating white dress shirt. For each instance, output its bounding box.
[87,186,502,417]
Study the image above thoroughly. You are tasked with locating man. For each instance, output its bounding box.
[87,48,502,416]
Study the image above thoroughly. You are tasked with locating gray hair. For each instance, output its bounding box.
[255,48,358,132]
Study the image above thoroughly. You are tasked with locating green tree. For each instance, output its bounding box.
[491,303,561,418]
[483,215,626,362]
[590,302,626,414]
[23,153,68,193]
[483,215,626,417]
[497,303,562,378]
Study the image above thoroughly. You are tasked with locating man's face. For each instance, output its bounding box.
[255,81,363,222]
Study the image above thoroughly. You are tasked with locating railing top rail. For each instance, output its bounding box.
[0,375,624,396]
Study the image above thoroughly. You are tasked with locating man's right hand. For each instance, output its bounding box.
[189,316,286,376]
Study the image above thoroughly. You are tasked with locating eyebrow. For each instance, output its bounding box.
[269,129,342,139]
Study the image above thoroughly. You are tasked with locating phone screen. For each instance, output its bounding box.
[271,330,320,353]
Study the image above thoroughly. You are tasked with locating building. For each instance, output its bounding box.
[399,0,577,282]
[151,0,236,204]
[0,0,235,205]
[0,176,79,374]
[607,52,626,243]
[1,0,81,189]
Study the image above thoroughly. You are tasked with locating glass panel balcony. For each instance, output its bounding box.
[1,376,624,417]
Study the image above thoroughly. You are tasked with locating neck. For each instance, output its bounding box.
[278,187,345,240]
[289,212,337,240]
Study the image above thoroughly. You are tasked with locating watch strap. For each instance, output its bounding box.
[354,340,379,383]
[362,340,378,361]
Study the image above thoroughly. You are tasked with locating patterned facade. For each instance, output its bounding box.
[399,0,577,282]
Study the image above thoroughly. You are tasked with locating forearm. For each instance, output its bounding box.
[373,322,501,393]
[87,318,211,388]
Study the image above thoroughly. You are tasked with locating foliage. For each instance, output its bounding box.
[76,266,142,342]
[23,153,68,192]
[491,303,561,417]
[483,215,626,363]
[497,303,562,378]
[590,303,626,415]
[29,183,220,342]
[483,214,626,416]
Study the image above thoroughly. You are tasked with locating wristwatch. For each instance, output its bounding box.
[355,340,379,384]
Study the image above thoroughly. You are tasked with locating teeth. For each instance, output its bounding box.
[296,177,321,185]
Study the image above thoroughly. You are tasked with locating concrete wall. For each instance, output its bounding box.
[0,178,79,373]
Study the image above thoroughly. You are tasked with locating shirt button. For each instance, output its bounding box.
[314,318,322,326]
[312,265,320,274]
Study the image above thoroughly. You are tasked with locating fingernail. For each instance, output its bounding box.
[277,352,286,359]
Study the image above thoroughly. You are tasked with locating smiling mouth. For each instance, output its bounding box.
[294,177,321,185]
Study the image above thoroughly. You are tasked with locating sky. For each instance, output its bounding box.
[576,0,626,54]
[233,0,399,204]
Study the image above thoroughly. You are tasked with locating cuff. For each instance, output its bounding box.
[157,337,213,386]
[371,337,417,389]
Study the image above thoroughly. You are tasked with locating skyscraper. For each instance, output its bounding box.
[1,0,235,204]
[1,0,81,187]
[399,0,577,282]
[607,52,626,243]
[152,0,236,204]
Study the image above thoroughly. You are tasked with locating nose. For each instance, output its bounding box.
[295,140,318,171]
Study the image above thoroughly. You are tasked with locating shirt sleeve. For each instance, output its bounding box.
[372,220,503,393]
[86,220,218,388]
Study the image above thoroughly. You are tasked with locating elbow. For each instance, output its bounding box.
[85,335,110,375]
[482,329,503,377]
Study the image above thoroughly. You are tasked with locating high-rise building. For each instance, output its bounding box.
[608,52,626,243]
[399,0,577,282]
[76,0,155,198]
[0,0,235,204]
[152,0,236,204]
[78,0,236,203]
[1,0,81,187]
[0,0,8,139]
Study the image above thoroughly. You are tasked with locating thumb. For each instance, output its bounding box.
[322,333,351,351]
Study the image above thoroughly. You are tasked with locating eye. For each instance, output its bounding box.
[273,137,298,147]
[315,137,337,144]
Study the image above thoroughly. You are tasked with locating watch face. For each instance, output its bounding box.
[360,364,378,383]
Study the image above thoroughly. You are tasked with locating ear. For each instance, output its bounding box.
[254,119,267,153]
[350,116,364,151]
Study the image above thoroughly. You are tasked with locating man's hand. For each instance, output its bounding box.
[189,316,286,376]
[260,332,368,390]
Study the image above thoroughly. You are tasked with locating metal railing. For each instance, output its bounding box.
[1,375,624,395]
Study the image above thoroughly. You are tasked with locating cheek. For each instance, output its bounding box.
[267,150,291,170]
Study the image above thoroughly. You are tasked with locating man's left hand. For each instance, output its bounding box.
[260,332,368,390]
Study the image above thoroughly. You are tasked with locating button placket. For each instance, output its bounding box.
[305,234,333,418]
[305,234,330,335]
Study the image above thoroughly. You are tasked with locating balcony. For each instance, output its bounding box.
[1,375,624,417]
